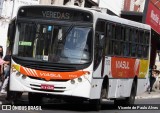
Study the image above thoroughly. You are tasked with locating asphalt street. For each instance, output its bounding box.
[0,90,160,112]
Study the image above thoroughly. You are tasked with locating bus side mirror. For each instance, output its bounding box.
[7,18,16,43]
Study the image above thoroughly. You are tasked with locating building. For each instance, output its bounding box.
[39,0,98,8]
[0,0,4,16]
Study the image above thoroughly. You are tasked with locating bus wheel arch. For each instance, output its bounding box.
[125,76,138,105]
[114,76,138,106]
[101,75,109,99]
[89,75,109,111]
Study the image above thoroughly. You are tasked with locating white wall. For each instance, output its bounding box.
[1,0,13,18]
[0,0,4,16]
[99,0,123,16]
[12,0,40,18]
[0,20,8,57]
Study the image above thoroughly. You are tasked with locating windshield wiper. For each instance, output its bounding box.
[62,24,74,43]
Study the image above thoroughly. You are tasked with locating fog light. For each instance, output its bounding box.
[22,75,27,79]
[78,78,82,82]
[16,72,21,77]
[71,80,75,84]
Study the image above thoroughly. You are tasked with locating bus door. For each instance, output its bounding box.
[93,20,106,78]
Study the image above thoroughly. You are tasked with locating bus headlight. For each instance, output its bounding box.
[77,77,82,82]
[71,80,75,84]
[22,75,27,79]
[16,72,21,77]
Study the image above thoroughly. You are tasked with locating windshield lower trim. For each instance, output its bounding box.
[12,55,92,72]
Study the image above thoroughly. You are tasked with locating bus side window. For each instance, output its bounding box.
[123,43,129,56]
[143,31,150,58]
[125,27,130,41]
[116,25,121,40]
[131,44,137,57]
[106,23,112,55]
[94,33,104,70]
[137,45,142,57]
[139,30,144,43]
[108,23,116,55]
[145,32,150,45]
[113,41,120,55]
[124,27,130,56]
[94,20,105,70]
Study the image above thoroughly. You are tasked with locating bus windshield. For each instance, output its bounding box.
[13,22,92,64]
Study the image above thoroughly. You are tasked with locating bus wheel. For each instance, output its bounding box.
[125,81,137,105]
[28,92,42,105]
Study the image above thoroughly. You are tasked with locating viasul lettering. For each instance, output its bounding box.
[116,61,130,69]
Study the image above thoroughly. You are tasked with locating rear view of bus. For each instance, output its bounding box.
[9,6,93,105]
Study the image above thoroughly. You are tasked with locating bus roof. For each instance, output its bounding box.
[18,5,150,30]
[92,10,151,30]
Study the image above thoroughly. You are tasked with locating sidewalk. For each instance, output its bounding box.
[136,90,160,99]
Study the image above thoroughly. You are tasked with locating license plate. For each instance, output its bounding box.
[41,84,54,90]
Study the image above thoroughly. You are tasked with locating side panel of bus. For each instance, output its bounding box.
[90,17,150,99]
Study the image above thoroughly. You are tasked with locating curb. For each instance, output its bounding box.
[136,95,160,99]
[136,91,160,99]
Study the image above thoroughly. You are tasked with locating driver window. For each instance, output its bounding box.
[94,20,105,70]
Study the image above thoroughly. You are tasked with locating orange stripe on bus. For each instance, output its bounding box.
[20,66,88,81]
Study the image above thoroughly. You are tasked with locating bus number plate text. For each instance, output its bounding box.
[41,84,54,90]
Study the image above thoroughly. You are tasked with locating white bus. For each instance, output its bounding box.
[7,5,151,110]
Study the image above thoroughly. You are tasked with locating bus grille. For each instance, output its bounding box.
[30,84,66,93]
[28,76,69,82]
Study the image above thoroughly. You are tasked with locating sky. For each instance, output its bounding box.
[99,0,123,15]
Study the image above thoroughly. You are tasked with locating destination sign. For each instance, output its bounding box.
[42,11,70,20]
[17,6,93,22]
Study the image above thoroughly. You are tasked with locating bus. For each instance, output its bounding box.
[7,5,151,110]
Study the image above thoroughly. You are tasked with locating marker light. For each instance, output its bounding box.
[16,72,21,77]
[12,67,17,72]
[78,77,82,82]
[71,80,75,84]
[22,75,27,79]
